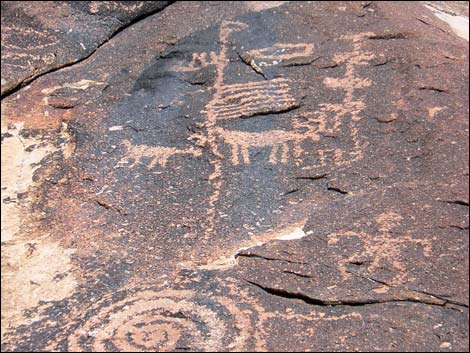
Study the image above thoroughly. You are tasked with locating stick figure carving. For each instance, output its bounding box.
[327,212,432,285]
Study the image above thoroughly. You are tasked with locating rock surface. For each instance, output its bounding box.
[1,1,171,95]
[1,1,468,351]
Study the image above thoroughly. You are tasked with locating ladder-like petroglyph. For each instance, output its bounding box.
[120,140,201,169]
[305,33,375,170]
[327,212,432,286]
[211,78,299,120]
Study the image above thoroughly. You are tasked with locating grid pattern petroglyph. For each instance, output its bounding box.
[211,78,297,120]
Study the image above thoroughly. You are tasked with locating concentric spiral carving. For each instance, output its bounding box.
[67,284,264,351]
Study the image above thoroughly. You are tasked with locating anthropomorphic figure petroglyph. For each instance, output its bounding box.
[120,140,201,169]
[327,212,432,285]
[303,33,375,170]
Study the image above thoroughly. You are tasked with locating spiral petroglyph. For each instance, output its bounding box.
[66,283,267,352]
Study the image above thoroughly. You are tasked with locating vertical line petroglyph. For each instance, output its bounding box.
[203,21,248,239]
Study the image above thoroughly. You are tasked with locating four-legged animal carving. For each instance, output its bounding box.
[120,140,201,169]
[214,118,322,165]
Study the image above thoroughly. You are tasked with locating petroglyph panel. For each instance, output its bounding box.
[112,24,379,245]
[3,2,469,351]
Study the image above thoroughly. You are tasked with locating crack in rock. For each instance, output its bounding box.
[245,279,458,308]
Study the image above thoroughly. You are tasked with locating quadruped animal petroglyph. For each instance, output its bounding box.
[120,140,201,169]
[172,51,219,72]
[213,112,323,166]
